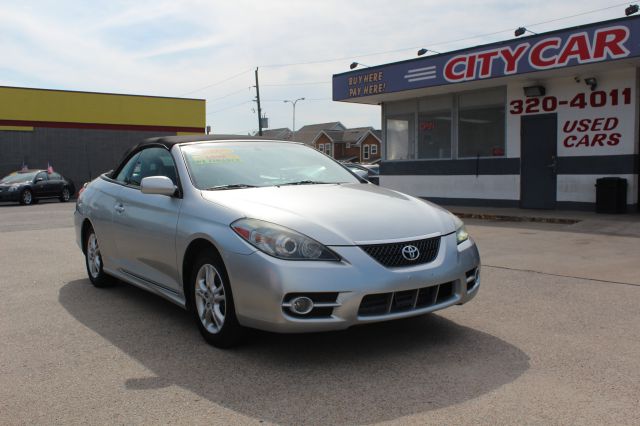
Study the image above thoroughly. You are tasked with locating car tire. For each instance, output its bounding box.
[59,187,71,202]
[85,226,112,288]
[19,189,34,205]
[188,253,244,348]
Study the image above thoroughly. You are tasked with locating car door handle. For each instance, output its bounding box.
[114,203,125,213]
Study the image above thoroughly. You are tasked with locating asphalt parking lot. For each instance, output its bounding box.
[1,201,639,425]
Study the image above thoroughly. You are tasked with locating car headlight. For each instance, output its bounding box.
[231,218,340,261]
[452,215,469,245]
[8,185,19,192]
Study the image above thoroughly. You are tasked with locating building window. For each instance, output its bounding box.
[346,143,350,149]
[386,115,414,160]
[384,88,505,160]
[371,144,378,155]
[363,145,370,160]
[458,88,505,158]
[325,143,332,156]
[418,95,452,159]
[318,144,324,153]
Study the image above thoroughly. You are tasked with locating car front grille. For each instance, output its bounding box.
[359,236,440,268]
[358,281,455,317]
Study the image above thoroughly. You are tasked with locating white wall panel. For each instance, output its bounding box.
[381,175,520,200]
[558,174,638,204]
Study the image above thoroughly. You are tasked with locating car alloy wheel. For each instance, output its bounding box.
[20,189,33,205]
[194,264,227,334]
[87,234,101,279]
[60,187,70,202]
[190,254,243,347]
[85,228,112,287]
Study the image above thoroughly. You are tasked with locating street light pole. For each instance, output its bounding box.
[284,97,305,140]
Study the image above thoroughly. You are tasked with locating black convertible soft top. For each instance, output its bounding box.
[141,134,273,150]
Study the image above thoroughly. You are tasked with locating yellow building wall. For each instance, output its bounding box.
[0,86,205,130]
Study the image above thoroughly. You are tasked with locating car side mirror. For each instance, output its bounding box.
[140,176,177,196]
[353,169,369,180]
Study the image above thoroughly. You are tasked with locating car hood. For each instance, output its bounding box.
[201,183,457,245]
[0,183,26,189]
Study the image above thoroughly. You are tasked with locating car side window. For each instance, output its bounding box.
[49,172,62,180]
[115,153,141,184]
[129,147,178,187]
[35,172,48,182]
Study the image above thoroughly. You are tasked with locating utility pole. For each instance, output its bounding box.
[255,67,263,136]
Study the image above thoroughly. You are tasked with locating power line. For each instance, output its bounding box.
[261,81,331,87]
[260,49,417,68]
[262,98,331,102]
[206,100,252,115]
[260,1,631,68]
[187,2,630,96]
[180,69,252,96]
[418,2,632,50]
[526,2,630,29]
[208,86,253,103]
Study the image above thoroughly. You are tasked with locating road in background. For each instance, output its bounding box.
[1,203,639,425]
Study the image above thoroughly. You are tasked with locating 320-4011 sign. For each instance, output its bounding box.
[509,88,631,115]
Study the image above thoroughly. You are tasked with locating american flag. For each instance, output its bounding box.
[47,162,54,174]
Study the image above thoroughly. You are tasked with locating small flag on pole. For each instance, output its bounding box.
[47,162,54,174]
[21,162,28,171]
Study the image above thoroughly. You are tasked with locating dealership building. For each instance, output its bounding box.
[0,86,205,188]
[333,16,640,211]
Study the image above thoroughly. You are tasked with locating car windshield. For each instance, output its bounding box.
[0,172,37,184]
[181,141,359,190]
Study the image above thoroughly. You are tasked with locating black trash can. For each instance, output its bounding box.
[595,177,627,214]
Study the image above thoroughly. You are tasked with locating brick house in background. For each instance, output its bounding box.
[312,127,382,163]
[291,122,345,145]
[261,127,293,140]
[258,122,382,163]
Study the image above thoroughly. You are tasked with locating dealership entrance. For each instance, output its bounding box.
[521,114,557,209]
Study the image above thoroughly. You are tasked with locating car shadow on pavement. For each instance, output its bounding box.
[0,199,63,207]
[59,279,530,425]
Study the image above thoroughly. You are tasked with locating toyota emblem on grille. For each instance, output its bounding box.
[401,245,420,261]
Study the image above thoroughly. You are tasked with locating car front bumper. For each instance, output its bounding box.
[0,190,20,202]
[224,233,480,333]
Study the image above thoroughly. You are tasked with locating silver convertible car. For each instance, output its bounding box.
[74,135,480,347]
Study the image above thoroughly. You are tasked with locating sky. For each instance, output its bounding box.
[0,0,634,134]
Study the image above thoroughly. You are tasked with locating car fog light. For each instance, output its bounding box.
[290,296,314,315]
[475,268,481,285]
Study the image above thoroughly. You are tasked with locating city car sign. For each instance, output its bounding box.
[333,16,640,101]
